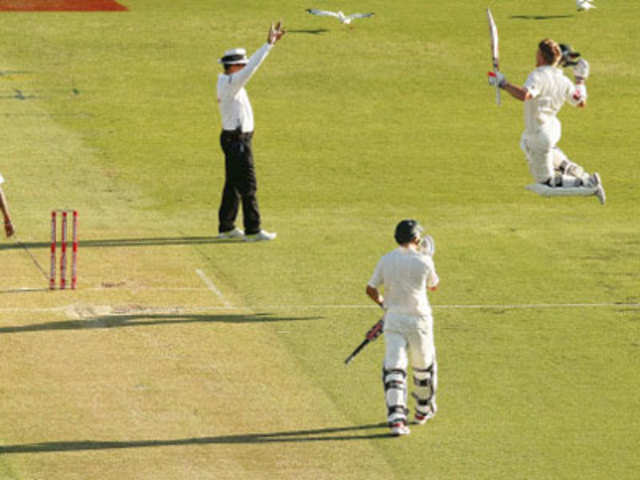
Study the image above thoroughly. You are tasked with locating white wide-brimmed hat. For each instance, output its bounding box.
[218,48,249,65]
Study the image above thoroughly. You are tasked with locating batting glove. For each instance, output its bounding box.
[488,71,506,88]
[573,59,590,81]
[419,235,436,257]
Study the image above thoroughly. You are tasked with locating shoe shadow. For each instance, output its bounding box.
[0,424,392,454]
[0,312,320,334]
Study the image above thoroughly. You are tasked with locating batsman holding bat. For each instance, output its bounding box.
[487,37,606,204]
[364,219,439,437]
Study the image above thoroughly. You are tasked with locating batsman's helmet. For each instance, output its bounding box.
[394,219,423,244]
[559,43,581,67]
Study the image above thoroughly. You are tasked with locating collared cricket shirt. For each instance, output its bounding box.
[368,246,439,317]
[523,65,583,134]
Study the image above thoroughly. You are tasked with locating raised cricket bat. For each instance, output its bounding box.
[487,7,500,105]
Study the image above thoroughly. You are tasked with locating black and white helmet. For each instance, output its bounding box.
[394,219,423,244]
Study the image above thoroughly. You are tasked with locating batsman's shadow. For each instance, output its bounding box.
[0,312,320,335]
[510,14,575,20]
[0,424,391,454]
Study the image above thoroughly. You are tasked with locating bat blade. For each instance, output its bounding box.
[487,8,501,105]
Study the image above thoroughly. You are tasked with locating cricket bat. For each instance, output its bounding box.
[487,8,500,105]
[344,316,384,365]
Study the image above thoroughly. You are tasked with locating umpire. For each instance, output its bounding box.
[215,21,285,242]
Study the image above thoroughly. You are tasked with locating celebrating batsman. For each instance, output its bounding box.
[488,38,606,204]
[365,220,439,437]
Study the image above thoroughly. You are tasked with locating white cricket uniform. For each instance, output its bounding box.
[0,172,4,184]
[368,246,439,370]
[520,66,586,183]
[369,245,440,424]
[217,43,272,133]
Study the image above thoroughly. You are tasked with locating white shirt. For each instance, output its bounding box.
[523,66,583,134]
[216,43,272,133]
[368,246,439,317]
[0,173,4,184]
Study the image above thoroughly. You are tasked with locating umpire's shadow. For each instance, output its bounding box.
[0,312,320,335]
[0,424,391,454]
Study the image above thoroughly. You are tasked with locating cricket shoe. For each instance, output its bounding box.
[414,411,435,425]
[591,173,606,205]
[389,422,410,437]
[244,230,277,242]
[217,228,244,239]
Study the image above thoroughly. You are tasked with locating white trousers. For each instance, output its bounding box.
[520,119,564,183]
[520,118,593,189]
[383,313,438,423]
[383,313,435,370]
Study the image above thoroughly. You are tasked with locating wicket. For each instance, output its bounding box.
[50,210,78,290]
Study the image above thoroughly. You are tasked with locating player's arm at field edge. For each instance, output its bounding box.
[0,186,15,237]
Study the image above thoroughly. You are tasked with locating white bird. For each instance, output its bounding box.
[576,0,596,11]
[306,9,374,25]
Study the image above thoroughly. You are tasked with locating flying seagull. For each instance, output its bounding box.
[576,0,596,11]
[306,9,374,25]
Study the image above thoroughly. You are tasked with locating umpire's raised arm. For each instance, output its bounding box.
[224,22,285,95]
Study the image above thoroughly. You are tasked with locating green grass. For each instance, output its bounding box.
[1,0,639,478]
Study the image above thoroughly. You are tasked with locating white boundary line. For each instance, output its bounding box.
[435,303,640,309]
[195,269,232,308]
[1,302,639,315]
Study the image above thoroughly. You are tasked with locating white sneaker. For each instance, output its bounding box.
[244,230,277,242]
[217,228,244,239]
[591,173,606,205]
[389,422,410,437]
[414,411,434,425]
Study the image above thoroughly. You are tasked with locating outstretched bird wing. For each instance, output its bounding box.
[346,12,375,20]
[306,9,340,18]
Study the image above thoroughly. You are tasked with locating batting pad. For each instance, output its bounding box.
[525,183,595,197]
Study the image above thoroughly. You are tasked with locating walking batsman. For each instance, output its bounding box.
[366,220,439,436]
[215,21,285,242]
[488,38,606,204]
[0,172,15,238]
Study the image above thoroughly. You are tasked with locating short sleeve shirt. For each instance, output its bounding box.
[368,246,439,316]
[523,66,577,132]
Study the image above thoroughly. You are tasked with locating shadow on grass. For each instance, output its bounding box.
[286,28,329,34]
[0,312,320,334]
[0,424,392,453]
[0,236,243,251]
[510,14,575,20]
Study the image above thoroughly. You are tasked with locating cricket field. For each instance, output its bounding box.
[0,0,638,478]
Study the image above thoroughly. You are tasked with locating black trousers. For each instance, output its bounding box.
[218,130,261,235]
